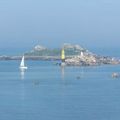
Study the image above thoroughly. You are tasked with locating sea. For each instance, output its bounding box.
[0,60,120,120]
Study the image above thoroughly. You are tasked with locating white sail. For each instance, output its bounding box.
[20,56,27,69]
[20,56,25,67]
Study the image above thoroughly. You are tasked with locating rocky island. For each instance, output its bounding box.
[0,43,120,66]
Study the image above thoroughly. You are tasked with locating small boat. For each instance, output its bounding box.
[112,72,120,78]
[19,55,28,69]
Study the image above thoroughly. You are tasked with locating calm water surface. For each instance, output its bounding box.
[0,61,120,120]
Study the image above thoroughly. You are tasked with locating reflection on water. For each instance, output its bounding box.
[20,69,25,80]
[0,61,120,120]
[61,66,65,80]
[79,67,84,79]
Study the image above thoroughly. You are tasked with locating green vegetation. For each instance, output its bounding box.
[25,49,60,56]
[25,44,87,56]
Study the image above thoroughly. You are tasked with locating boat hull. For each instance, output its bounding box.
[19,67,28,69]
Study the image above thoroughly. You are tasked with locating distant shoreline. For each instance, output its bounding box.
[0,55,120,67]
[0,56,61,61]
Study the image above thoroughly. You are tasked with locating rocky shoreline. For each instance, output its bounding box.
[0,44,120,66]
[0,55,120,66]
[65,54,120,66]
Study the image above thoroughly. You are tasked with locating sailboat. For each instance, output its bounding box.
[19,55,28,69]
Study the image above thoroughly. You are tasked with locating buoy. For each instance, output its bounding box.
[76,76,81,80]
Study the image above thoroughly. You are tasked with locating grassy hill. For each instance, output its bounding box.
[25,43,88,56]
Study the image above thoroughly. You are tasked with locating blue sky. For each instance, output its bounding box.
[0,0,120,54]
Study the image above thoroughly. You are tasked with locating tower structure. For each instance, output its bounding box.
[61,47,66,66]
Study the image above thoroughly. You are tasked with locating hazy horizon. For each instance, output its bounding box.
[0,0,120,55]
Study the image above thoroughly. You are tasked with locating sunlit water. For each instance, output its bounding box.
[0,61,120,120]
